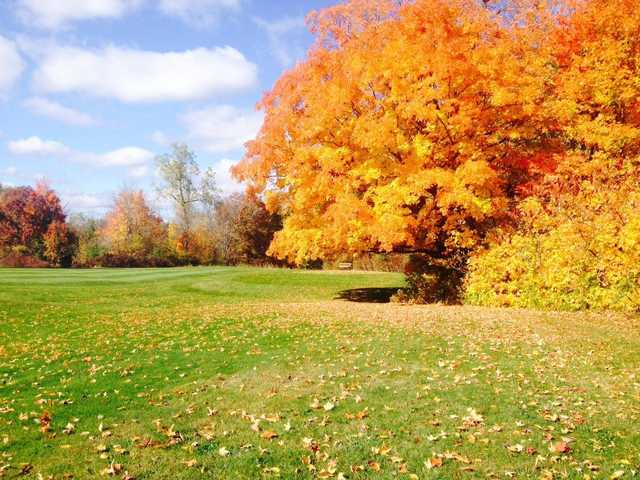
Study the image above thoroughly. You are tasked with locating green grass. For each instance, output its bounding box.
[0,267,639,479]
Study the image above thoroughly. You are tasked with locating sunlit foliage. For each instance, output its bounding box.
[467,0,640,311]
[235,0,640,308]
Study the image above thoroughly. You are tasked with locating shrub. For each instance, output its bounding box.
[0,248,50,268]
[465,195,640,312]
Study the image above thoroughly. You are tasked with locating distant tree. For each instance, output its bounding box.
[214,193,282,265]
[44,221,77,267]
[214,193,244,264]
[0,182,69,262]
[156,144,220,237]
[101,189,166,258]
[200,168,220,232]
[234,194,282,263]
[69,214,105,266]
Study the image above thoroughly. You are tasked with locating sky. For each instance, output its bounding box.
[0,0,336,216]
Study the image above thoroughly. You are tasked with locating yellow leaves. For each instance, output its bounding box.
[235,0,640,276]
[101,189,165,258]
[425,456,443,469]
[507,443,525,453]
[183,459,198,468]
[39,411,52,434]
[263,466,281,476]
[349,164,383,184]
[101,462,123,476]
[490,87,517,107]
[261,430,279,440]
[462,408,485,429]
[467,160,640,312]
[413,134,433,159]
[367,460,381,471]
[550,441,571,454]
[234,0,564,265]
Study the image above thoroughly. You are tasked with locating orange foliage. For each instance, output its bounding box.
[234,0,561,265]
[43,221,76,267]
[466,0,640,311]
[101,190,166,258]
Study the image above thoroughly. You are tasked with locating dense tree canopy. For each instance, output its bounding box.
[466,0,640,310]
[0,183,66,250]
[101,189,166,258]
[233,0,640,308]
[0,183,75,265]
[234,0,561,265]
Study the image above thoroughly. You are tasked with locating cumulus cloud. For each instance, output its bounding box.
[159,0,241,25]
[8,136,71,156]
[23,97,97,126]
[32,45,258,103]
[60,192,111,212]
[0,36,25,97]
[99,147,153,167]
[16,0,142,30]
[180,105,263,153]
[7,136,154,176]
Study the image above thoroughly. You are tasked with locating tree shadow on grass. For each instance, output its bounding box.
[334,287,400,303]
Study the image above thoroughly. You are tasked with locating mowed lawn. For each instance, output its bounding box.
[0,268,639,479]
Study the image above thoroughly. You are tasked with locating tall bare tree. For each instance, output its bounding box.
[156,144,201,233]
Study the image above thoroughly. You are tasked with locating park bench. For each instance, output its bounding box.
[338,262,353,270]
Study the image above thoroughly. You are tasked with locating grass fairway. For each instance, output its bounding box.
[0,267,639,479]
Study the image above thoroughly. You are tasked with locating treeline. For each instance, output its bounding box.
[0,145,282,268]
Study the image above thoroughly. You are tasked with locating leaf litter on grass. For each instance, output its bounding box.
[0,269,639,479]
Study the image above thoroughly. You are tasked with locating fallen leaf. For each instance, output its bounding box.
[261,430,278,440]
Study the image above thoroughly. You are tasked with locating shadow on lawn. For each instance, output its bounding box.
[334,287,400,303]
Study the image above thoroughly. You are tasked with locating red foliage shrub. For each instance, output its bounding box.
[0,251,50,268]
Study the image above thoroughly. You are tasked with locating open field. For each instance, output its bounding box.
[1,267,639,479]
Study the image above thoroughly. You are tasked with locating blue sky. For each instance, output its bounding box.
[0,0,335,216]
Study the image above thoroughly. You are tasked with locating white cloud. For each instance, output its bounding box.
[159,0,241,25]
[98,147,153,166]
[33,45,258,103]
[16,0,142,30]
[23,97,97,126]
[211,158,243,194]
[7,136,154,170]
[4,166,17,176]
[60,192,111,212]
[8,136,71,156]
[0,36,25,97]
[181,105,263,153]
[254,16,306,67]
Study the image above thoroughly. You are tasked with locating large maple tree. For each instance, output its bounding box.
[234,0,560,266]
